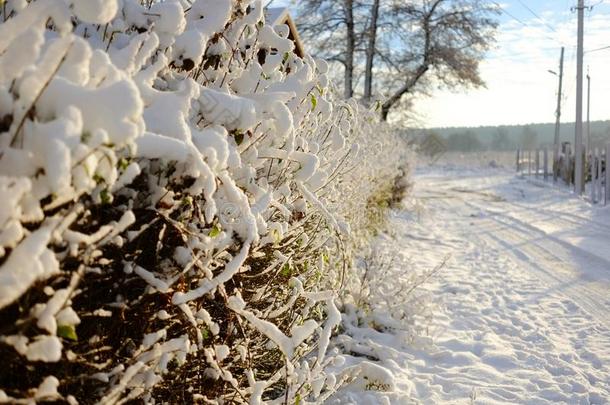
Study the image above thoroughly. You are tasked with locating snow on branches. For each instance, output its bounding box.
[0,0,408,403]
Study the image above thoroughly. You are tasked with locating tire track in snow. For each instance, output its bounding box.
[401,172,610,404]
[459,197,610,330]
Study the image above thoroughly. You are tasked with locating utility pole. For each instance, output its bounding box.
[574,0,585,194]
[586,68,591,156]
[552,47,564,182]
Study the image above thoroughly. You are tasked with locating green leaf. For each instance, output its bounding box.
[93,173,104,184]
[209,224,221,238]
[100,189,111,204]
[234,130,244,145]
[295,394,301,405]
[57,324,78,341]
[182,196,193,206]
[271,229,281,244]
[281,263,291,277]
[310,94,317,111]
[201,327,210,341]
[100,188,111,205]
[118,157,130,171]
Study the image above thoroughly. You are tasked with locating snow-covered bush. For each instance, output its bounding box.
[0,0,409,403]
[324,226,442,403]
[347,246,443,340]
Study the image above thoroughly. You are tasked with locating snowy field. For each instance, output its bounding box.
[331,161,610,404]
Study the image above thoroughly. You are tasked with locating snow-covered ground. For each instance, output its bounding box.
[332,163,610,404]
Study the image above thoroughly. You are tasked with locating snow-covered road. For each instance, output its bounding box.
[408,168,610,404]
[332,167,610,404]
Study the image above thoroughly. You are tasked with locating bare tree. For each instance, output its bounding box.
[297,0,497,121]
[379,0,497,120]
[297,0,360,98]
[363,0,380,104]
[344,0,356,98]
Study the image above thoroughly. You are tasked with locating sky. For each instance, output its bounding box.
[273,0,610,128]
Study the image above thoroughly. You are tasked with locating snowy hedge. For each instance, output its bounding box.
[0,0,409,403]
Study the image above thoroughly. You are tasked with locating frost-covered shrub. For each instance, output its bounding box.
[348,247,441,336]
[0,0,409,403]
[323,243,441,403]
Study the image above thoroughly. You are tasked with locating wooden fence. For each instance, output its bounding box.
[516,143,610,205]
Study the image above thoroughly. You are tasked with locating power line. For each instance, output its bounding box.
[585,44,610,53]
[489,1,529,27]
[489,1,564,45]
[515,0,559,33]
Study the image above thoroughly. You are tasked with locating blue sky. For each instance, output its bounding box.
[271,1,610,127]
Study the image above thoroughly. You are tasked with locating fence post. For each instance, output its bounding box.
[564,145,574,186]
[591,149,597,204]
[528,150,532,176]
[535,149,540,177]
[543,148,548,180]
[553,145,558,182]
[597,147,603,203]
[516,149,520,173]
[605,143,610,205]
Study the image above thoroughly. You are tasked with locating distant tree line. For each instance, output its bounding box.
[415,121,610,153]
